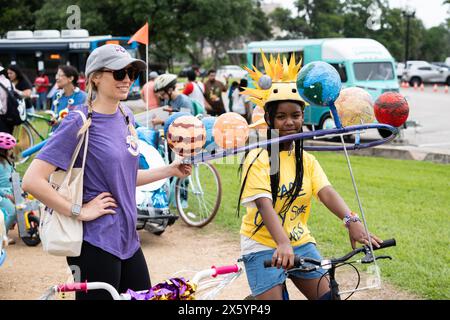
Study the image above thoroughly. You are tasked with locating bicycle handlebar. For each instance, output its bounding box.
[56,281,88,293]
[47,264,241,300]
[263,238,396,268]
[212,264,240,277]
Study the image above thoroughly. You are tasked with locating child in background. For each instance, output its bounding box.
[0,132,17,245]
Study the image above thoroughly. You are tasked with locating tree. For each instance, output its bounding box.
[183,0,258,68]
[0,0,42,36]
[420,26,450,62]
[269,0,345,39]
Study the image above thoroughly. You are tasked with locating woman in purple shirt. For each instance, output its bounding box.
[22,44,192,300]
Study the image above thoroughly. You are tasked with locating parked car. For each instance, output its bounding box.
[431,62,450,70]
[216,65,248,79]
[395,62,405,79]
[402,60,450,86]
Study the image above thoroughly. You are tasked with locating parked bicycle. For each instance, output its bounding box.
[12,111,58,164]
[40,263,242,300]
[257,238,397,300]
[10,170,41,246]
[136,124,222,234]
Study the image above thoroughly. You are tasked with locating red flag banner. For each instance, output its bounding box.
[128,22,149,45]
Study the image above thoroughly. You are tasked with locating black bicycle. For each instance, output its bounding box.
[260,238,396,300]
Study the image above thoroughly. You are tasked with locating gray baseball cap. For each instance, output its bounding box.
[85,44,146,78]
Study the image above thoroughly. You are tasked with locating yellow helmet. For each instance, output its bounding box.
[241,51,308,110]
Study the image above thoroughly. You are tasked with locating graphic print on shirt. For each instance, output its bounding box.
[126,135,139,156]
[252,183,307,236]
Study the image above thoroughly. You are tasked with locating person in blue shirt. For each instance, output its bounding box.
[151,74,195,128]
[51,65,87,115]
[153,74,194,114]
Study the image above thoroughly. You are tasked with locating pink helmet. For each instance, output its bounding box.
[0,132,16,150]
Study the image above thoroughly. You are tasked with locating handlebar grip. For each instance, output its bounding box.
[212,265,239,277]
[263,256,321,268]
[374,238,396,250]
[57,282,88,293]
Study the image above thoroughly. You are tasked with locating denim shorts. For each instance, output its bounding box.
[241,242,327,297]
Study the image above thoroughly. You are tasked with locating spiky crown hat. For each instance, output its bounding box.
[241,51,307,110]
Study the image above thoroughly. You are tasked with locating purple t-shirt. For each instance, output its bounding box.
[37,104,140,259]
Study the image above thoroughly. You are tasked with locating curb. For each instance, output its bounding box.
[304,141,450,164]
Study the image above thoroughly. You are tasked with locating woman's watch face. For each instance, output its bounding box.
[71,204,82,216]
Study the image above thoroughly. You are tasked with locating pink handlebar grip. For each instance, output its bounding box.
[212,265,239,277]
[57,282,88,293]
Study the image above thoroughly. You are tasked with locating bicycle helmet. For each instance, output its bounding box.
[0,132,16,150]
[154,74,177,92]
[241,51,306,110]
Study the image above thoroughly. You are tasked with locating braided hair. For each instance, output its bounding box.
[237,100,305,236]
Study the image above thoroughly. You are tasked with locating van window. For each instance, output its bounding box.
[354,62,394,81]
[252,51,303,73]
[418,67,432,71]
[330,63,348,83]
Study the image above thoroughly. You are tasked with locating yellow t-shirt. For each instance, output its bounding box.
[240,148,331,248]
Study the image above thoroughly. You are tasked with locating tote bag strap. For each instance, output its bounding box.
[63,110,89,179]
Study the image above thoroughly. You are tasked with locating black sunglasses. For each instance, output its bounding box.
[102,67,138,81]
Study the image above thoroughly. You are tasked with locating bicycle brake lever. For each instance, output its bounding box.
[300,266,317,273]
[286,266,318,275]
[361,253,392,264]
[361,253,375,264]
[375,255,392,261]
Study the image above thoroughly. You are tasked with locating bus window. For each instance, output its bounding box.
[43,52,63,82]
[0,54,11,69]
[330,63,348,83]
[13,53,37,81]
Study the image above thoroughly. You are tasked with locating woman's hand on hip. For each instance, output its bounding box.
[78,192,117,221]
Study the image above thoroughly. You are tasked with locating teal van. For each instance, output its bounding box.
[231,38,399,134]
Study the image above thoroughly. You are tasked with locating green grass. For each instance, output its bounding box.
[210,153,450,300]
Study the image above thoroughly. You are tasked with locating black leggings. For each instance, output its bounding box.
[66,241,151,300]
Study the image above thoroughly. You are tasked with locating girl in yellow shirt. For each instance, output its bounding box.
[238,53,382,300]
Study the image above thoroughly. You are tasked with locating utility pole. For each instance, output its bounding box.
[402,6,416,65]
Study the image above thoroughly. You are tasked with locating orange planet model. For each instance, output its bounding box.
[213,112,249,149]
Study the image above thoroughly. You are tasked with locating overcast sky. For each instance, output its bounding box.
[273,0,449,29]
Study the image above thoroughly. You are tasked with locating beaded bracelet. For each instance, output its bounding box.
[343,212,361,228]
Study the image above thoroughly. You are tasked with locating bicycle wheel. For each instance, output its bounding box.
[21,214,41,247]
[175,162,222,227]
[12,123,34,165]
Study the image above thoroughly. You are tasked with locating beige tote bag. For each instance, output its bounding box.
[39,110,88,257]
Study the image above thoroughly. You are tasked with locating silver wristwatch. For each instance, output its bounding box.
[71,204,82,217]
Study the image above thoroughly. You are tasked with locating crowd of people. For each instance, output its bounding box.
[141,66,252,124]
